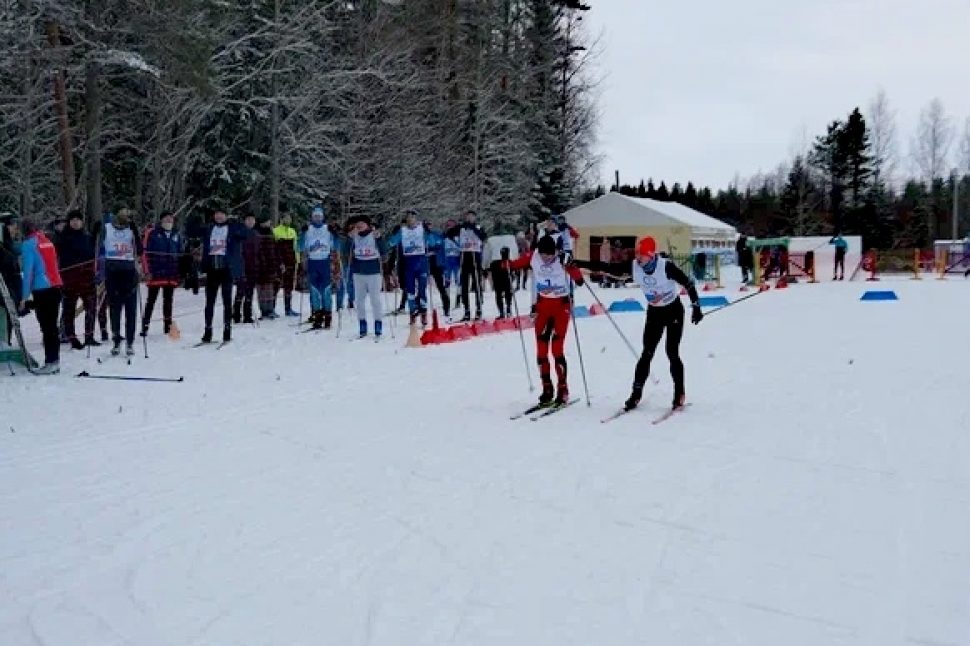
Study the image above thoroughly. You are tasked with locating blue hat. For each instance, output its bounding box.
[311,206,325,218]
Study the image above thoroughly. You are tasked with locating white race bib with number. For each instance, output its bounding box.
[304,225,333,261]
[401,225,426,257]
[209,226,228,256]
[104,224,135,261]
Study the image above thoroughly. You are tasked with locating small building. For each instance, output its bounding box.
[562,192,738,264]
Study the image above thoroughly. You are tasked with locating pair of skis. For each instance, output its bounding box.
[510,398,579,421]
[192,340,231,349]
[76,370,183,383]
[600,403,691,425]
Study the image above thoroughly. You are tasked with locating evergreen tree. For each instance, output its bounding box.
[656,181,670,201]
[646,179,656,198]
[684,181,698,208]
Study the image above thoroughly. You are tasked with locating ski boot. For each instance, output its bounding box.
[311,311,324,330]
[374,320,383,340]
[84,335,101,348]
[201,327,213,344]
[359,320,368,339]
[110,340,122,356]
[69,337,85,351]
[223,326,231,343]
[126,342,135,357]
[163,319,172,335]
[672,391,686,410]
[624,384,643,411]
[36,362,60,375]
[538,381,554,408]
[322,311,333,330]
[555,383,570,405]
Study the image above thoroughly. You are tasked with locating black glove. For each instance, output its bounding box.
[691,304,703,325]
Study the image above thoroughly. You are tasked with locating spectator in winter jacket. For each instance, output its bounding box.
[200,209,246,344]
[273,213,299,316]
[142,212,184,336]
[1,212,22,346]
[233,214,259,324]
[99,208,143,355]
[19,219,63,373]
[56,210,98,349]
[488,247,514,319]
[255,216,280,319]
[830,234,848,280]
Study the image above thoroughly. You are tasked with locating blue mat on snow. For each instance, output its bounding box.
[572,305,591,318]
[698,296,729,308]
[860,290,898,301]
[608,299,645,313]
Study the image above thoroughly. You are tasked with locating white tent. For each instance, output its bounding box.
[561,192,737,261]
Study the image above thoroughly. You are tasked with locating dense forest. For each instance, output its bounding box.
[604,94,970,250]
[0,0,599,230]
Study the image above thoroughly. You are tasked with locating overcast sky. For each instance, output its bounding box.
[586,0,970,190]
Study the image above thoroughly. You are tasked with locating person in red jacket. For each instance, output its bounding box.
[507,234,584,406]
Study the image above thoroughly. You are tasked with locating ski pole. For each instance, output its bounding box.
[582,281,638,360]
[136,281,148,358]
[570,283,591,407]
[509,285,535,393]
[76,370,183,383]
[704,288,766,317]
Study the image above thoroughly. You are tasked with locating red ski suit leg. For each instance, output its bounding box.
[533,296,571,391]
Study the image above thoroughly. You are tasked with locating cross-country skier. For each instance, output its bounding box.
[142,211,183,336]
[445,211,486,321]
[506,235,585,406]
[299,205,337,330]
[623,236,703,412]
[201,209,245,344]
[19,219,63,374]
[385,211,442,327]
[100,208,143,356]
[348,216,387,338]
[424,220,451,320]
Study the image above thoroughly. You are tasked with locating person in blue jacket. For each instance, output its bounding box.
[200,209,245,344]
[298,205,338,330]
[142,211,184,336]
[19,219,64,373]
[829,234,848,280]
[385,210,442,326]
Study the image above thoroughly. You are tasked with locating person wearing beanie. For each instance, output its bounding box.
[56,210,99,350]
[298,205,337,330]
[385,210,443,327]
[200,208,245,344]
[444,210,486,321]
[623,236,703,412]
[142,211,184,337]
[100,207,143,356]
[487,246,514,319]
[233,213,259,325]
[0,213,22,346]
[254,215,280,319]
[19,218,64,374]
[506,234,585,406]
[272,212,300,317]
[348,216,387,339]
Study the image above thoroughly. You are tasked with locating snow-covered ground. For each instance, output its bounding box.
[2,277,969,645]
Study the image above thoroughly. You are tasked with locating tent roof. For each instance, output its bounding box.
[563,192,736,236]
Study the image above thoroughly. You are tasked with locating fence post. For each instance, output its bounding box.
[913,248,921,280]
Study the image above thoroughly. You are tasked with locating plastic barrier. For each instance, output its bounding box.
[608,299,645,313]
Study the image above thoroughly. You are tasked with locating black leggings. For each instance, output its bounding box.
[429,259,450,315]
[106,268,138,344]
[632,300,685,397]
[33,287,62,365]
[204,268,234,330]
[460,258,482,314]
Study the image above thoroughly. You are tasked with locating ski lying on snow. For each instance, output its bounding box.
[530,398,579,421]
[97,354,131,365]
